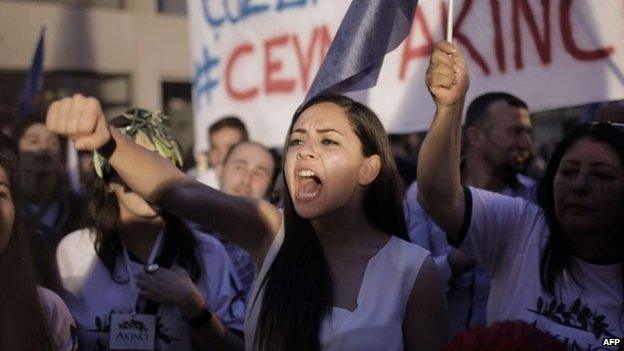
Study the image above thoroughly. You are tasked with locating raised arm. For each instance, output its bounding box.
[46,95,281,263]
[418,41,470,239]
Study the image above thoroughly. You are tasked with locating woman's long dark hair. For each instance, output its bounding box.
[255,94,409,351]
[86,115,200,283]
[537,122,624,296]
[0,135,56,350]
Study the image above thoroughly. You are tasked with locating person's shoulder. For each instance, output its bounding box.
[38,287,77,351]
[58,228,95,252]
[37,287,74,321]
[470,186,537,208]
[391,236,431,258]
[57,228,97,266]
[469,186,548,238]
[386,238,433,289]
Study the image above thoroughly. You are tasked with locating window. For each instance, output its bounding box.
[9,0,123,8]
[157,0,187,15]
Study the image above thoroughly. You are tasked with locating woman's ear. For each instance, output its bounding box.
[358,155,381,186]
[106,178,123,194]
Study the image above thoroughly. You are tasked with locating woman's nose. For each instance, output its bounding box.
[571,173,590,195]
[297,143,317,160]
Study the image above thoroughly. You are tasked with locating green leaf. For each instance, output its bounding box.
[548,300,557,312]
[172,141,184,167]
[578,315,588,329]
[537,297,544,312]
[152,135,172,159]
[93,152,105,178]
[570,298,581,314]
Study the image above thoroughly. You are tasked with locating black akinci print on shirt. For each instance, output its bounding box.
[86,310,178,351]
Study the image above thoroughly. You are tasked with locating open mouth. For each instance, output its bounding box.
[295,169,323,201]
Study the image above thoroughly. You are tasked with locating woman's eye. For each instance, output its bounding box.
[322,139,338,145]
[559,169,577,178]
[592,172,615,181]
[288,139,303,147]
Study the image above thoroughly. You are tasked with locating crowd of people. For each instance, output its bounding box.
[0,41,622,351]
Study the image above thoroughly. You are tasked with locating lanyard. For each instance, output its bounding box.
[122,230,164,314]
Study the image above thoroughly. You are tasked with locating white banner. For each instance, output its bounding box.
[188,0,624,149]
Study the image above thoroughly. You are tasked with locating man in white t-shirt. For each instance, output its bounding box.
[405,92,535,335]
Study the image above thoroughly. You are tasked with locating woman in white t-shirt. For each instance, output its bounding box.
[45,90,449,351]
[56,112,245,351]
[419,41,623,349]
[0,134,77,351]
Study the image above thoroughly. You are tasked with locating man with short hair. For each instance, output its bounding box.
[405,92,535,336]
[461,92,534,197]
[195,116,249,188]
[210,141,278,296]
[218,141,276,199]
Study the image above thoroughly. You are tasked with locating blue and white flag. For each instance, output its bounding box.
[19,27,46,119]
[305,0,419,103]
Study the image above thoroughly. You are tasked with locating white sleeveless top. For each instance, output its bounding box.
[245,222,430,351]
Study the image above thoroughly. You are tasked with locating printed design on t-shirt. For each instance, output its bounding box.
[118,317,148,333]
[87,310,179,348]
[527,297,618,340]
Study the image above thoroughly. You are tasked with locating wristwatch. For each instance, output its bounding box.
[184,307,214,329]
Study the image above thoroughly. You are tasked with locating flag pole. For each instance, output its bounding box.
[446,0,454,43]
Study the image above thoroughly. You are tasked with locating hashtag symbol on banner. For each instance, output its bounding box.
[193,46,220,102]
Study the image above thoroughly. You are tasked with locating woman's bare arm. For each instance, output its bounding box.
[403,256,449,351]
[46,95,280,262]
[418,41,470,239]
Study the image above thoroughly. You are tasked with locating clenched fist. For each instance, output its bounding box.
[425,41,470,108]
[46,94,111,151]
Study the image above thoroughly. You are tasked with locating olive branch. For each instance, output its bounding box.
[527,297,618,340]
[93,109,183,178]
